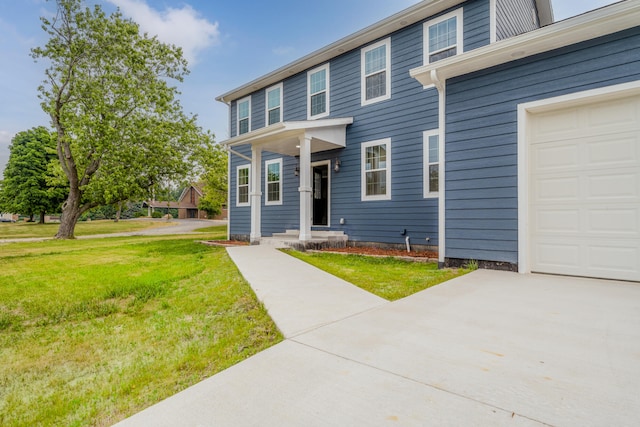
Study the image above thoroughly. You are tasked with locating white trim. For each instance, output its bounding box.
[516,80,640,274]
[424,8,464,65]
[411,1,640,87]
[236,96,251,135]
[307,64,330,120]
[311,160,331,227]
[265,83,283,126]
[361,37,392,106]
[236,164,251,207]
[227,150,231,240]
[264,158,283,206]
[423,129,440,199]
[489,0,497,43]
[361,138,392,201]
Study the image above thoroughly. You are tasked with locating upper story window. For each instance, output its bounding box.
[236,164,250,207]
[265,158,282,205]
[307,64,329,119]
[266,83,283,126]
[423,130,439,198]
[237,96,251,135]
[424,9,464,64]
[361,38,391,106]
[361,138,391,201]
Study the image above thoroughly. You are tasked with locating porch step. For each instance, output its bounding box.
[261,230,348,250]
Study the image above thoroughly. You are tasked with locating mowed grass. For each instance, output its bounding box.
[285,250,471,301]
[0,220,173,239]
[0,234,282,427]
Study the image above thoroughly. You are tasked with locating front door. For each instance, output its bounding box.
[312,163,329,226]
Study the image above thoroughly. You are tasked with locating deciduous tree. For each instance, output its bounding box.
[32,0,205,238]
[0,127,67,223]
[197,139,227,218]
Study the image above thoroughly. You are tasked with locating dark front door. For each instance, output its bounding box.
[312,164,329,226]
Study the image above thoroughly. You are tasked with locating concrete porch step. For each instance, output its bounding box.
[261,230,348,249]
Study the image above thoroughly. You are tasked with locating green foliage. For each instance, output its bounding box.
[0,127,67,219]
[196,139,227,217]
[31,0,210,238]
[465,259,479,270]
[151,211,163,218]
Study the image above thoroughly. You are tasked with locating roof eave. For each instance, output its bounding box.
[215,0,464,104]
[410,1,640,87]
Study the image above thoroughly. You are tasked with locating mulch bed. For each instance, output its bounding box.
[316,246,438,261]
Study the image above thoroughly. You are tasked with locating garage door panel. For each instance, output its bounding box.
[587,135,638,167]
[528,91,640,282]
[587,96,640,129]
[535,209,580,233]
[588,208,639,235]
[534,177,580,201]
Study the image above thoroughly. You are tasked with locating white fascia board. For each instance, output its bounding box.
[410,1,640,87]
[216,0,463,104]
[220,118,354,147]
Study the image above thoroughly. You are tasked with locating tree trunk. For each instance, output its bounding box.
[39,211,46,224]
[114,201,123,222]
[28,214,35,222]
[55,188,82,239]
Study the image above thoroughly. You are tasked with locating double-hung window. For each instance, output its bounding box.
[236,165,250,207]
[424,10,463,64]
[423,130,439,198]
[361,138,391,201]
[361,38,391,105]
[237,97,251,135]
[265,158,282,205]
[266,84,283,126]
[307,64,329,119]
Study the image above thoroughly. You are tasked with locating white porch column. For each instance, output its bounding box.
[298,135,312,241]
[250,145,262,243]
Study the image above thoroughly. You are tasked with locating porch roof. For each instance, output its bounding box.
[221,118,353,156]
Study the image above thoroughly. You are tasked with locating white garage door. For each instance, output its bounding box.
[529,93,640,282]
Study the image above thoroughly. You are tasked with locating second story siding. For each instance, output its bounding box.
[496,0,539,40]
[228,0,492,137]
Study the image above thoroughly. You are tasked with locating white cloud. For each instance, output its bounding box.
[106,0,220,65]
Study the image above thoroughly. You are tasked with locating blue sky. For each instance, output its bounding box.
[0,0,620,174]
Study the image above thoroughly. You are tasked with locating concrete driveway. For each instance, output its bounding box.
[116,247,640,426]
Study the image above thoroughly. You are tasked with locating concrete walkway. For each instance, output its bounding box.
[0,219,225,243]
[115,246,640,426]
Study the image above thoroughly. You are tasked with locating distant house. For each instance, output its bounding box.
[0,213,18,222]
[217,0,640,282]
[144,184,227,220]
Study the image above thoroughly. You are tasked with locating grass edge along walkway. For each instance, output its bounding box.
[0,234,282,427]
[284,249,472,301]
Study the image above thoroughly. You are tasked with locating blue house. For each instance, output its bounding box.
[217,0,640,283]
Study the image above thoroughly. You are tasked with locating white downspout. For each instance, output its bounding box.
[431,69,446,269]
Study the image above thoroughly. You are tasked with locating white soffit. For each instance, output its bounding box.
[410,1,640,87]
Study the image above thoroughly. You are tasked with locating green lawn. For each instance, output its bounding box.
[0,233,282,427]
[285,250,472,301]
[0,220,173,239]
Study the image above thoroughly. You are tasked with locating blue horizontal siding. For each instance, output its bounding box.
[227,0,492,246]
[445,27,640,263]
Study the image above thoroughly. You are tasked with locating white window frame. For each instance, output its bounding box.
[265,83,283,126]
[307,64,330,120]
[423,130,440,198]
[361,38,391,106]
[264,158,283,206]
[237,96,251,135]
[424,9,464,64]
[236,164,250,207]
[361,138,392,201]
